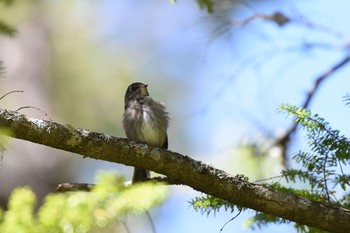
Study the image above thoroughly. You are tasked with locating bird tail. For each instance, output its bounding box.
[132,168,150,183]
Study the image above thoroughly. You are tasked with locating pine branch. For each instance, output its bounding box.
[0,108,349,233]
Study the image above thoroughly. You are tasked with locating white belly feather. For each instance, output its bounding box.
[140,104,165,146]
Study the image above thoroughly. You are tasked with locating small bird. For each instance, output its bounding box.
[123,82,169,183]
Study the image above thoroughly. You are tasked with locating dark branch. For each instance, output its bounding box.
[303,55,350,110]
[234,12,290,27]
[56,183,94,192]
[56,176,182,192]
[0,108,349,233]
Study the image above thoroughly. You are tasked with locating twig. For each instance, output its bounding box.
[146,211,157,233]
[253,175,284,183]
[0,90,23,101]
[15,106,52,121]
[322,148,331,202]
[232,12,290,27]
[121,220,131,233]
[56,176,182,192]
[220,207,243,232]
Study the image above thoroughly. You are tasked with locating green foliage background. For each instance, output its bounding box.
[0,172,168,233]
[0,0,17,37]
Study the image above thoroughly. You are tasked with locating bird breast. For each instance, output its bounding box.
[140,104,165,146]
[123,99,167,147]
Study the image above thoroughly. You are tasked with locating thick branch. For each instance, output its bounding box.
[0,109,349,233]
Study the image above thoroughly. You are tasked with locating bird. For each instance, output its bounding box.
[123,82,169,183]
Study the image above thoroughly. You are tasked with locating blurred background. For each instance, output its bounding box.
[1,0,350,232]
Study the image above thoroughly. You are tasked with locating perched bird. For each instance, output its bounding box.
[123,82,169,183]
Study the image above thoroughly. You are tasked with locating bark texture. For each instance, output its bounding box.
[0,109,349,233]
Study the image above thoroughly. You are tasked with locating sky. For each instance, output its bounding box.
[1,0,350,233]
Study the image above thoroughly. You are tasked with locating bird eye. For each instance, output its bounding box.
[129,85,137,92]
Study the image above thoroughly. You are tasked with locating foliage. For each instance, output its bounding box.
[0,0,17,37]
[191,103,350,232]
[0,0,15,4]
[0,0,17,76]
[0,20,16,37]
[280,103,350,203]
[191,195,239,216]
[0,127,11,168]
[343,93,350,107]
[196,0,214,14]
[0,172,168,233]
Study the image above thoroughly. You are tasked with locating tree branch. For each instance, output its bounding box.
[55,176,181,192]
[0,108,349,233]
[56,183,94,192]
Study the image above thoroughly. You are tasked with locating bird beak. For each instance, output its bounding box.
[140,84,149,96]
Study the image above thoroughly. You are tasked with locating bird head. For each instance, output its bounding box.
[125,82,149,103]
